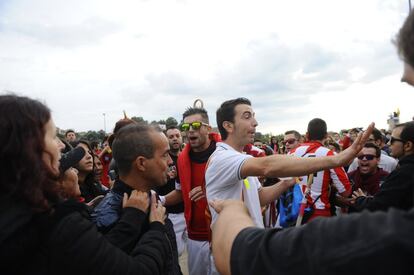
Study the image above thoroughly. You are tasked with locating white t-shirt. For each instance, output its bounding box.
[205,142,264,228]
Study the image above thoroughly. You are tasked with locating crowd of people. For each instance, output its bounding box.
[1,8,414,275]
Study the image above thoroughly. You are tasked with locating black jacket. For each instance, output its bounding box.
[354,154,414,211]
[91,180,182,275]
[231,207,414,275]
[0,196,170,275]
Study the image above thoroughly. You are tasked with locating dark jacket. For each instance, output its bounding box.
[0,196,170,275]
[91,180,182,275]
[231,207,414,275]
[353,154,414,211]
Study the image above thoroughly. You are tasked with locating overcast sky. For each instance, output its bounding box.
[1,0,413,135]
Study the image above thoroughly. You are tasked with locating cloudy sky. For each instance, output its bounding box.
[0,0,413,135]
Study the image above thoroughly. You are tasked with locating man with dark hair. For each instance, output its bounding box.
[162,107,220,275]
[65,129,77,147]
[348,127,398,173]
[348,143,389,197]
[91,124,182,274]
[209,12,414,274]
[206,98,371,227]
[352,121,414,211]
[288,118,351,221]
[283,130,301,153]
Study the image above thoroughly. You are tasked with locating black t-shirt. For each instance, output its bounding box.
[154,153,184,214]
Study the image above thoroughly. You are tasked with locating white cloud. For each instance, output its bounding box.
[0,0,412,136]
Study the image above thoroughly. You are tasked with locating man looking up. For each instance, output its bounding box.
[206,98,372,227]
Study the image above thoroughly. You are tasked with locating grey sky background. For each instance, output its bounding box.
[1,0,413,136]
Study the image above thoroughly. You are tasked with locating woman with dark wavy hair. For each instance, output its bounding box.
[0,94,171,275]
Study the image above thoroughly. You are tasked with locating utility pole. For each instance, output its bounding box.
[103,113,106,133]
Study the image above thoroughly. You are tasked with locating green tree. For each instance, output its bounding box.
[165,117,178,128]
[131,116,148,124]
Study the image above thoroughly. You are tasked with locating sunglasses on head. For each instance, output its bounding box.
[284,138,297,145]
[357,154,376,161]
[180,121,209,131]
[390,136,405,144]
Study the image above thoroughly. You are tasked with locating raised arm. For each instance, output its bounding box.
[241,123,374,179]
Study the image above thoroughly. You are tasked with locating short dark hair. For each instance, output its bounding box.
[396,10,414,69]
[182,107,209,123]
[216,98,251,140]
[307,118,327,141]
[112,124,159,176]
[166,125,179,132]
[65,129,75,137]
[364,143,381,158]
[400,121,414,144]
[284,130,301,140]
[371,128,383,142]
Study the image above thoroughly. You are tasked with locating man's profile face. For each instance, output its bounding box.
[401,63,414,87]
[145,132,173,187]
[232,104,258,146]
[389,126,405,159]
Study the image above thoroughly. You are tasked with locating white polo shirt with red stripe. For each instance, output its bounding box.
[289,141,351,214]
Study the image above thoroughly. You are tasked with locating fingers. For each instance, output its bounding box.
[189,186,205,202]
[122,192,128,208]
[209,200,224,213]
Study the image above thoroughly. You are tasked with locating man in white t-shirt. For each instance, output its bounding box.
[206,97,374,228]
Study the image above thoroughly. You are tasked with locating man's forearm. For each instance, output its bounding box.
[259,180,292,206]
[212,202,255,275]
[262,154,341,178]
[164,190,183,206]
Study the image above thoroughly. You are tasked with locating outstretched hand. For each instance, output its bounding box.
[337,122,375,166]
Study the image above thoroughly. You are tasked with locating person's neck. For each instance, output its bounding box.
[223,136,244,153]
[119,174,151,192]
[77,172,87,184]
[191,138,211,153]
[170,148,181,157]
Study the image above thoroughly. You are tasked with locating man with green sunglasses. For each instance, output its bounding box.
[162,106,221,275]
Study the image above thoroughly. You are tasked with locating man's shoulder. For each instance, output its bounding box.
[91,191,123,229]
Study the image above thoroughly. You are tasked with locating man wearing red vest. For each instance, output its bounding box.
[163,107,220,275]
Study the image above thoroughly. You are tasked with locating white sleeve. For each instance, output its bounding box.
[347,158,358,173]
[207,150,251,189]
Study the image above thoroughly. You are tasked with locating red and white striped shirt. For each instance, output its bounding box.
[289,142,351,213]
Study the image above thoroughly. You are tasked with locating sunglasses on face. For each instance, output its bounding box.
[390,136,405,144]
[284,138,297,145]
[357,154,376,161]
[180,121,209,131]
